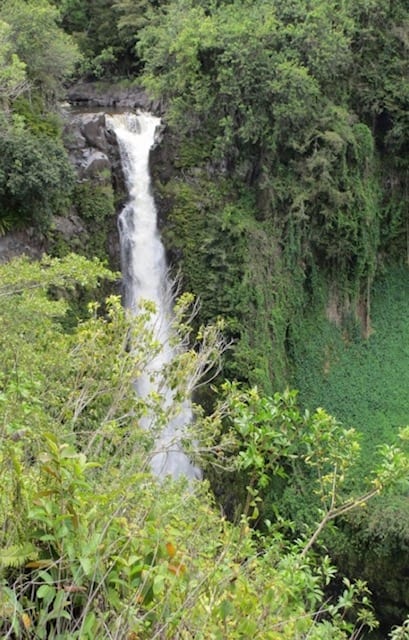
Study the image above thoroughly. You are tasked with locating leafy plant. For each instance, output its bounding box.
[0,126,75,230]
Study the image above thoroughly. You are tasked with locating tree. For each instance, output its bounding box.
[0,127,75,230]
[0,0,81,103]
[55,0,142,78]
[0,19,27,110]
[218,384,409,558]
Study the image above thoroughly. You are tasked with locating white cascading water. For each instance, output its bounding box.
[107,112,201,481]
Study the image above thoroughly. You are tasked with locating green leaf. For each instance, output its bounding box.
[37,583,56,604]
[79,556,93,577]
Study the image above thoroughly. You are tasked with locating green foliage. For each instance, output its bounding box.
[290,266,409,625]
[55,0,88,34]
[55,0,142,78]
[349,1,409,150]
[219,384,408,540]
[12,95,62,137]
[0,0,81,235]
[330,493,409,628]
[292,267,409,471]
[74,181,115,223]
[0,18,26,109]
[0,126,75,230]
[1,253,401,639]
[391,620,409,640]
[0,0,81,103]
[160,172,298,392]
[46,177,117,262]
[139,0,408,397]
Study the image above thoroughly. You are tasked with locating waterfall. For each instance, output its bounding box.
[107,112,201,481]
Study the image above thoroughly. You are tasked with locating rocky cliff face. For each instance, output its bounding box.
[0,86,164,270]
[66,82,164,114]
[51,109,124,267]
[0,110,124,265]
[0,229,46,264]
[57,85,163,267]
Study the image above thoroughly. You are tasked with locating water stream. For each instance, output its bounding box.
[107,112,201,480]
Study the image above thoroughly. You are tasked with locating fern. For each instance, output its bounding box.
[0,213,15,237]
[0,543,38,568]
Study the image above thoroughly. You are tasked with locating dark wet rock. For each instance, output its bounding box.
[80,113,109,152]
[66,82,164,115]
[0,229,45,264]
[52,214,86,238]
[81,149,111,179]
[63,112,125,191]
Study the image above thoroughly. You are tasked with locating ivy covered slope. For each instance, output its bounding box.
[1,254,409,639]
[291,266,409,626]
[138,0,409,394]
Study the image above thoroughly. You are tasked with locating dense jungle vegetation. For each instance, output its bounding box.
[0,0,409,637]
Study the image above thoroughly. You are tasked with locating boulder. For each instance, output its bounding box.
[63,125,87,151]
[81,149,111,179]
[80,113,109,152]
[63,113,124,191]
[52,214,86,238]
[0,229,45,264]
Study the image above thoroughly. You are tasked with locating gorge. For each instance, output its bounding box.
[0,0,409,634]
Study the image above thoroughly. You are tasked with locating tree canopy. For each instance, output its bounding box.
[0,0,80,102]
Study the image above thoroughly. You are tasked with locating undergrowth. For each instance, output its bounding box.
[2,254,408,638]
[292,266,409,474]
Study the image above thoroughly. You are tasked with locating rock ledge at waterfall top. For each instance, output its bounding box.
[66,81,164,114]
